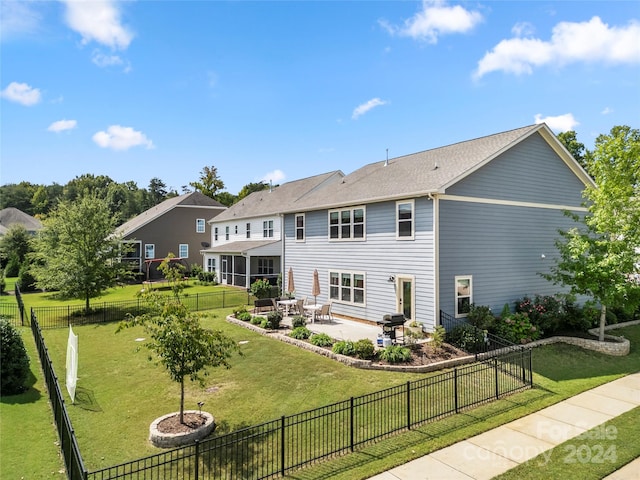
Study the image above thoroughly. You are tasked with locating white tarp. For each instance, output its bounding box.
[66,326,78,403]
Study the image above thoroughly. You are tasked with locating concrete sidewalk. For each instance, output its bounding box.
[367,372,640,480]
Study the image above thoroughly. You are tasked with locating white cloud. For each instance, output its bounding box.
[92,125,154,151]
[1,81,41,106]
[352,98,388,120]
[0,0,42,40]
[601,107,613,115]
[48,119,77,133]
[380,0,483,43]
[475,16,640,79]
[62,0,133,50]
[260,170,286,185]
[91,50,123,67]
[511,22,535,37]
[534,113,579,132]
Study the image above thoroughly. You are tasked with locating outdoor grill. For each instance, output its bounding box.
[377,313,405,343]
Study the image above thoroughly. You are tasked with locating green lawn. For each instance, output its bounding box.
[0,327,65,480]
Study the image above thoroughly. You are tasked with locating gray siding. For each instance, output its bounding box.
[438,200,583,316]
[284,197,437,328]
[447,132,586,206]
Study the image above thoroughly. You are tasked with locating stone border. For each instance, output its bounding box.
[149,410,215,448]
[525,320,639,356]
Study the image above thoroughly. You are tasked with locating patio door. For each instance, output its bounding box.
[396,276,414,322]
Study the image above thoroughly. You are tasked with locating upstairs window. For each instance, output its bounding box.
[397,200,414,239]
[225,226,229,241]
[328,207,365,241]
[196,218,205,233]
[145,244,155,259]
[246,222,251,239]
[295,214,305,242]
[263,220,274,238]
[234,225,238,235]
[214,227,218,241]
[179,244,189,258]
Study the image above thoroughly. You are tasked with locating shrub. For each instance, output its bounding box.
[379,345,412,364]
[18,263,37,292]
[495,313,541,344]
[290,326,312,340]
[197,271,218,284]
[0,275,4,295]
[0,319,30,395]
[332,340,356,356]
[353,339,375,359]
[446,325,485,353]
[516,295,563,334]
[430,325,446,351]
[264,310,283,329]
[4,256,20,278]
[291,315,307,328]
[190,264,203,278]
[467,304,495,332]
[236,311,252,322]
[250,315,263,325]
[310,333,334,347]
[250,278,273,299]
[260,319,269,329]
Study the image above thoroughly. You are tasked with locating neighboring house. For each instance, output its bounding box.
[116,192,226,279]
[279,124,594,331]
[201,172,344,289]
[0,207,42,236]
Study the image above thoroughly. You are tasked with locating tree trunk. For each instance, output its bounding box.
[599,304,606,342]
[180,376,185,424]
[85,293,90,313]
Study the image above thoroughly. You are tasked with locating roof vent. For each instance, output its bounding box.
[384,148,389,167]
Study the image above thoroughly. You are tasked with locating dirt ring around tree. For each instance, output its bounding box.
[149,410,215,448]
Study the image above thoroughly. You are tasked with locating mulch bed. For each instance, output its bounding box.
[372,342,469,366]
[157,413,208,434]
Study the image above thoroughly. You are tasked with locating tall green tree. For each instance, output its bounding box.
[118,256,239,423]
[557,130,587,173]
[189,166,225,200]
[31,194,132,310]
[544,126,640,341]
[0,182,38,214]
[237,181,269,200]
[0,224,33,267]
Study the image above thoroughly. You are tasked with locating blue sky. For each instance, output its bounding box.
[1,1,639,196]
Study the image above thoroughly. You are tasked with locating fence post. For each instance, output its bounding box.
[454,368,459,413]
[406,381,411,430]
[529,350,533,386]
[494,357,499,399]
[103,302,107,323]
[196,293,199,312]
[194,439,200,479]
[521,349,526,384]
[350,397,355,452]
[280,415,286,477]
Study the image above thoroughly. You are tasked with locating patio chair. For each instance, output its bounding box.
[295,298,306,316]
[317,303,333,323]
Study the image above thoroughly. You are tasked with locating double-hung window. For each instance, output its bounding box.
[214,227,218,241]
[225,226,229,240]
[263,220,274,238]
[196,218,205,233]
[246,222,251,239]
[179,244,189,258]
[258,258,274,275]
[329,271,365,305]
[145,244,155,259]
[206,258,215,272]
[455,276,472,318]
[295,214,305,241]
[328,207,365,240]
[397,200,414,239]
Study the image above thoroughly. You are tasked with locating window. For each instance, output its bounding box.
[295,214,305,241]
[196,218,205,233]
[258,258,274,275]
[455,276,472,318]
[145,244,155,259]
[329,207,365,240]
[214,227,218,241]
[329,271,365,305]
[246,223,251,239]
[397,200,414,239]
[263,220,273,238]
[234,225,238,235]
[225,226,229,240]
[206,258,215,272]
[179,244,188,258]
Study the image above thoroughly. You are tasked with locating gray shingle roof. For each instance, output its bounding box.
[0,208,42,233]
[117,191,225,236]
[212,171,344,222]
[201,239,280,254]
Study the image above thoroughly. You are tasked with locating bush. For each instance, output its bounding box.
[190,264,203,278]
[250,315,263,325]
[516,295,563,334]
[310,333,334,347]
[379,345,412,364]
[0,319,30,395]
[236,311,252,322]
[290,326,312,340]
[495,313,541,344]
[446,325,485,353]
[197,271,218,284]
[4,256,20,278]
[0,275,5,295]
[17,263,37,292]
[291,315,308,328]
[430,325,446,351]
[332,340,356,356]
[354,339,375,359]
[467,304,495,331]
[250,278,273,299]
[264,310,283,329]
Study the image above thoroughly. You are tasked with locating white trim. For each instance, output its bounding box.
[179,243,189,259]
[439,194,588,212]
[395,274,415,322]
[396,199,415,240]
[432,195,440,325]
[328,270,366,306]
[196,218,206,233]
[455,275,472,318]
[145,243,155,259]
[295,213,305,242]
[328,206,366,242]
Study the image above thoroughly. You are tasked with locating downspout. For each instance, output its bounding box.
[429,193,440,326]
[280,213,285,297]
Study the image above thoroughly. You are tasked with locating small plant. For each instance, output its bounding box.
[0,319,30,395]
[260,319,269,329]
[379,345,412,364]
[236,311,252,322]
[310,333,334,347]
[354,339,375,359]
[264,310,283,329]
[290,326,312,340]
[332,340,356,356]
[430,325,446,351]
[291,315,307,328]
[250,315,263,325]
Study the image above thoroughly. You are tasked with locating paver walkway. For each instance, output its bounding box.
[366,373,640,480]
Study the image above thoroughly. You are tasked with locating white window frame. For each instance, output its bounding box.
[328,206,365,241]
[246,222,251,239]
[196,218,205,233]
[455,275,473,318]
[234,225,238,235]
[206,257,216,272]
[214,227,218,242]
[263,220,274,238]
[329,270,365,305]
[396,200,414,240]
[257,258,274,275]
[295,213,305,242]
[145,244,155,259]
[225,226,229,240]
[179,244,189,259]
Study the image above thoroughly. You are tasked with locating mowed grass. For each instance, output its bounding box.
[0,327,65,480]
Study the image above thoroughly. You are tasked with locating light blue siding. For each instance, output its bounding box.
[284,197,437,328]
[447,132,586,206]
[438,200,583,316]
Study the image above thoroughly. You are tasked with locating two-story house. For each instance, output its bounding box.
[201,172,343,288]
[280,124,593,331]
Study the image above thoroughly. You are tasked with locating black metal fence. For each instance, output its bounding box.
[30,310,88,480]
[28,289,252,329]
